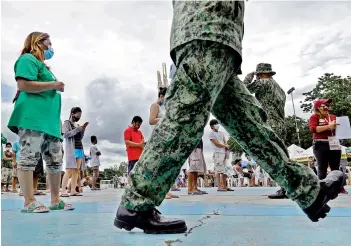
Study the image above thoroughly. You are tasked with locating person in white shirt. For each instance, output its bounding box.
[209,119,231,192]
[90,135,101,190]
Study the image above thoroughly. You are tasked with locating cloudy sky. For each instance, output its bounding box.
[1,1,351,170]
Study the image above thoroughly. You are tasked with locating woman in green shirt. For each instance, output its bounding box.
[7,32,73,213]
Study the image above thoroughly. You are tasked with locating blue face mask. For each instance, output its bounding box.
[161,99,165,105]
[44,47,54,60]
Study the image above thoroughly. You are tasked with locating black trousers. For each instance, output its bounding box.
[313,141,341,180]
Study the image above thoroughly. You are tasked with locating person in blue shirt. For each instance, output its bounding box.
[12,141,21,193]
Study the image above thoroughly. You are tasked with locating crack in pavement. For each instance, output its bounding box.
[164,210,220,245]
[185,209,220,237]
[164,239,182,246]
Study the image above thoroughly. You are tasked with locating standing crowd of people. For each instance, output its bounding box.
[1,1,349,237]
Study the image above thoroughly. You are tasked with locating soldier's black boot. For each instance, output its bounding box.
[114,206,187,234]
[268,188,287,199]
[303,170,344,222]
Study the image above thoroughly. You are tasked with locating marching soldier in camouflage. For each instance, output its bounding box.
[242,63,288,199]
[114,1,344,234]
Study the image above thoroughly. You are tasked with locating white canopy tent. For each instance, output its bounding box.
[293,145,349,162]
[287,144,305,159]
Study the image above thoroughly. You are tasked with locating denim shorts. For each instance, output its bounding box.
[74,149,85,159]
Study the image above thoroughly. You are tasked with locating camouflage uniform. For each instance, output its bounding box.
[121,1,319,211]
[242,66,286,138]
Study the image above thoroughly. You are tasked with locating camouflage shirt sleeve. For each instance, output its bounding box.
[242,74,254,86]
[246,80,260,94]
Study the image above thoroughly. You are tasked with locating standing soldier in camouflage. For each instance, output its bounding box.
[114,1,343,234]
[242,63,288,199]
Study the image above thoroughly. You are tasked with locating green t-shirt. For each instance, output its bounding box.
[7,54,62,140]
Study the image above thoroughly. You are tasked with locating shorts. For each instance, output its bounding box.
[1,167,12,183]
[17,128,62,174]
[128,160,138,175]
[12,167,18,178]
[74,149,85,159]
[91,166,100,170]
[213,152,226,174]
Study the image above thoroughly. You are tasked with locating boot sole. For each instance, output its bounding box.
[308,174,345,222]
[114,218,187,234]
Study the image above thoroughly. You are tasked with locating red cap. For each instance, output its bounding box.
[314,99,332,109]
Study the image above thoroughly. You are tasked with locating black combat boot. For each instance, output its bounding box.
[268,188,287,199]
[303,170,344,222]
[114,206,187,234]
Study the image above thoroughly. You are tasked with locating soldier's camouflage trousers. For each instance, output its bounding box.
[121,41,320,211]
[18,128,63,174]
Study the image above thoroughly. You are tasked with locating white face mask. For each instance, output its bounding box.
[214,124,220,130]
[5,148,11,151]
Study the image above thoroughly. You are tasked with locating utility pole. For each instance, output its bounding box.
[287,87,301,147]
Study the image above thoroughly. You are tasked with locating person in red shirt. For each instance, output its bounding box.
[309,99,348,194]
[124,116,144,185]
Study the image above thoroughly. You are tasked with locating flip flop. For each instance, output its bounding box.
[226,188,234,192]
[188,191,204,195]
[197,190,208,194]
[70,193,83,196]
[34,191,46,195]
[49,200,75,211]
[217,189,227,192]
[60,193,70,197]
[21,201,50,213]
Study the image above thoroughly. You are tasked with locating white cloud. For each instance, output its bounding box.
[1,1,350,169]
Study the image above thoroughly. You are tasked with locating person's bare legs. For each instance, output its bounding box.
[77,170,82,193]
[12,177,18,192]
[5,181,10,192]
[70,158,82,194]
[193,173,200,191]
[33,175,39,193]
[61,169,73,195]
[222,174,228,190]
[18,170,36,207]
[187,173,194,193]
[92,169,99,189]
[48,172,61,206]
[215,173,219,189]
[45,174,50,193]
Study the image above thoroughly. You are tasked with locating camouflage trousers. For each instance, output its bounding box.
[121,41,319,211]
[269,119,285,140]
[18,128,63,174]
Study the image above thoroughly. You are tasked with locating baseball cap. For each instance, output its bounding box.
[314,99,332,109]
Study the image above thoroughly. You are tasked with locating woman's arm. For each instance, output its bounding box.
[17,79,56,93]
[3,155,13,161]
[149,103,160,125]
[62,121,83,138]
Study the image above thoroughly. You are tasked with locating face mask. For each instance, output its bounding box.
[72,116,80,122]
[214,125,220,130]
[44,47,54,60]
[5,148,11,151]
[161,99,165,105]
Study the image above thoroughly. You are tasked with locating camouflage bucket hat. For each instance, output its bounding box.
[255,63,276,75]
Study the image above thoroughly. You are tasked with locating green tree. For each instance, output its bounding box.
[300,73,351,117]
[117,161,128,176]
[283,116,312,149]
